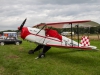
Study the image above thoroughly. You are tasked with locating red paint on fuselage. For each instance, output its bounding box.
[20,27,31,39]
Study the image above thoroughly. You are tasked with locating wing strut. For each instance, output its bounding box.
[70,23,80,47]
[36,23,46,35]
[76,25,79,47]
[70,23,73,46]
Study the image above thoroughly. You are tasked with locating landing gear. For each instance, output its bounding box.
[28,50,34,54]
[28,44,43,54]
[28,44,51,59]
[35,54,45,59]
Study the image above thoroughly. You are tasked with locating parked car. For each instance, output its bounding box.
[0,36,22,46]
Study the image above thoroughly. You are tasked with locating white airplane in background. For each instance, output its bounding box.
[18,18,100,59]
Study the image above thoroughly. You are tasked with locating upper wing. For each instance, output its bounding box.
[33,20,100,28]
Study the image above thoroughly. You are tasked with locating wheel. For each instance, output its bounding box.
[39,54,45,58]
[15,42,20,45]
[28,50,34,54]
[41,54,45,58]
[0,42,4,46]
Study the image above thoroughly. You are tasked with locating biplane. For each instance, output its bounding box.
[18,18,100,59]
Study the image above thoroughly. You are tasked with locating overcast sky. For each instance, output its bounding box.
[0,0,100,31]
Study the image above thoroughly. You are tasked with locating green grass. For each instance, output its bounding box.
[0,40,100,75]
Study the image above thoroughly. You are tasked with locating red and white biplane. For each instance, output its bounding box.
[18,18,99,59]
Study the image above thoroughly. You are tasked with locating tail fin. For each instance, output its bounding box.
[80,36,90,46]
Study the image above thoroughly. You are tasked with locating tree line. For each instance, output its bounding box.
[0,26,100,35]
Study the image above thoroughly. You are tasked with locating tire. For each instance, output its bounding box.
[28,50,34,54]
[39,54,45,58]
[15,42,20,45]
[0,42,4,46]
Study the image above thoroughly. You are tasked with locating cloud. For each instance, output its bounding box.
[0,0,100,31]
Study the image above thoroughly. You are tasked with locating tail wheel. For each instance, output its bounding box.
[1,42,4,46]
[15,42,20,45]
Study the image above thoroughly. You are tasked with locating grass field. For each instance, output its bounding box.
[0,40,100,75]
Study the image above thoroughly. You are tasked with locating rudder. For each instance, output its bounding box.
[80,36,90,46]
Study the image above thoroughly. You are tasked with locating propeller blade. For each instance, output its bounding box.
[19,18,27,30]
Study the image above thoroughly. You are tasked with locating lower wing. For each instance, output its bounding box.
[46,44,97,50]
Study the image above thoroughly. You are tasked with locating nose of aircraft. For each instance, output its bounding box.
[20,27,30,39]
[18,18,29,39]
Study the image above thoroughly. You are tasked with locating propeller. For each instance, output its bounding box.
[19,18,27,31]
